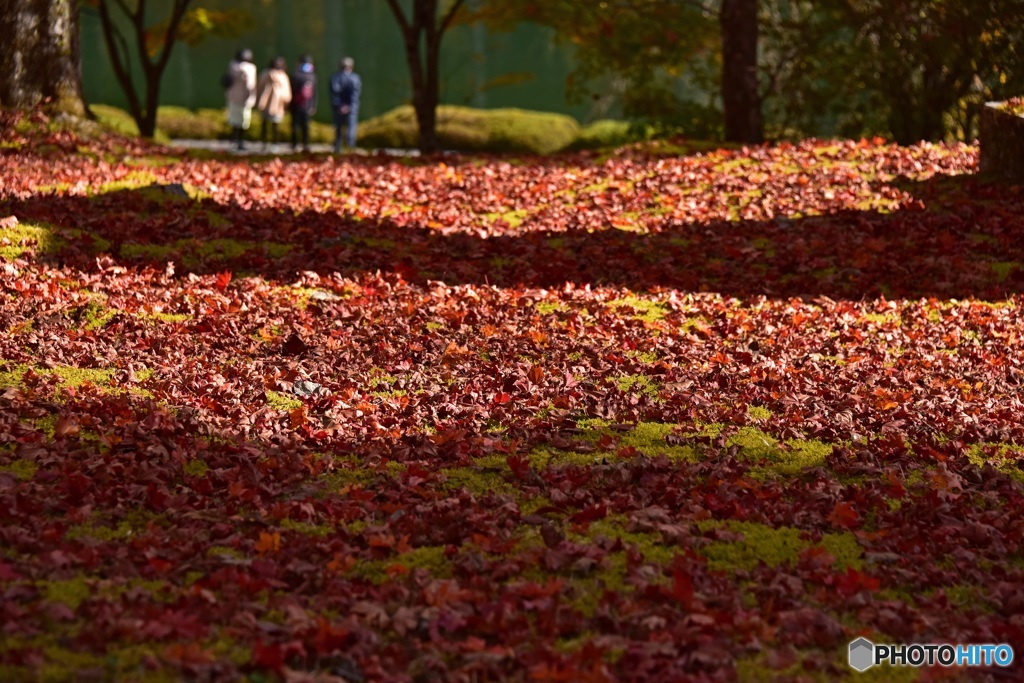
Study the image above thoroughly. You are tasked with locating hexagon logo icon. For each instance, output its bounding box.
[849,637,875,672]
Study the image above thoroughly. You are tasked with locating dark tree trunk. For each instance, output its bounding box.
[384,0,463,154]
[400,0,439,154]
[720,0,763,144]
[0,0,84,115]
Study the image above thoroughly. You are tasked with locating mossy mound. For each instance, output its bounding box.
[569,119,649,151]
[185,107,336,144]
[156,106,226,140]
[90,104,171,145]
[358,105,581,155]
[87,102,660,155]
[93,104,336,145]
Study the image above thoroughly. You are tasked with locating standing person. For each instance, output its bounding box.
[256,57,292,151]
[290,55,317,153]
[330,57,362,153]
[225,49,257,151]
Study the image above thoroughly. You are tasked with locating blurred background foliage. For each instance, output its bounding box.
[77,0,1024,146]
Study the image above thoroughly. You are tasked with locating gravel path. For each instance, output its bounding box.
[169,139,417,157]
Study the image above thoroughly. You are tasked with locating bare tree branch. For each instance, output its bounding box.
[110,0,136,20]
[153,0,191,75]
[383,0,413,36]
[97,0,142,121]
[439,0,467,35]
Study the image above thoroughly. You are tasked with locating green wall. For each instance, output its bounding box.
[80,0,591,122]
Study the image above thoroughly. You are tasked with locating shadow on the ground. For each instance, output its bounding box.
[3,170,1023,300]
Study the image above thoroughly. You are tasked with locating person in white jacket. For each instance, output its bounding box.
[225,49,258,150]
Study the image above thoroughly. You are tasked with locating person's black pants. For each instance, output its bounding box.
[291,110,310,150]
[262,116,281,145]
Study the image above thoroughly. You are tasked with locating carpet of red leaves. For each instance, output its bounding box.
[2,109,1024,682]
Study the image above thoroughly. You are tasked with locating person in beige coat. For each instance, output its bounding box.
[225,48,258,150]
[256,57,292,150]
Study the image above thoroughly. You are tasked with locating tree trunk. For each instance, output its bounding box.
[414,90,440,154]
[0,0,84,115]
[141,72,162,139]
[419,6,443,155]
[413,0,440,154]
[398,23,439,155]
[720,0,762,144]
[384,0,463,155]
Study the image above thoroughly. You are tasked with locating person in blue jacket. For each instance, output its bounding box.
[330,57,362,153]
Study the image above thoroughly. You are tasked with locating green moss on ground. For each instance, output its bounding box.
[0,360,156,402]
[120,237,291,267]
[698,519,862,573]
[990,261,1021,282]
[536,303,569,317]
[280,518,333,537]
[965,443,1024,484]
[142,312,191,323]
[615,374,661,398]
[349,546,451,584]
[483,208,530,228]
[266,390,303,411]
[747,405,773,421]
[0,458,38,481]
[728,426,833,474]
[625,350,659,364]
[0,222,62,260]
[0,632,238,683]
[560,421,831,475]
[736,651,917,683]
[1,220,113,262]
[66,522,136,542]
[529,422,698,469]
[96,170,160,195]
[441,455,515,496]
[42,577,92,610]
[559,516,676,616]
[183,459,209,478]
[0,362,115,393]
[609,296,669,323]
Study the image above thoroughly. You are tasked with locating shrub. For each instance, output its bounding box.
[358,105,580,155]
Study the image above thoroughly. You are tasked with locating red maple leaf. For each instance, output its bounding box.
[828,501,860,530]
[214,270,232,291]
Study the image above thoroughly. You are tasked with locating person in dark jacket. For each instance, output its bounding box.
[329,57,362,153]
[289,55,317,153]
